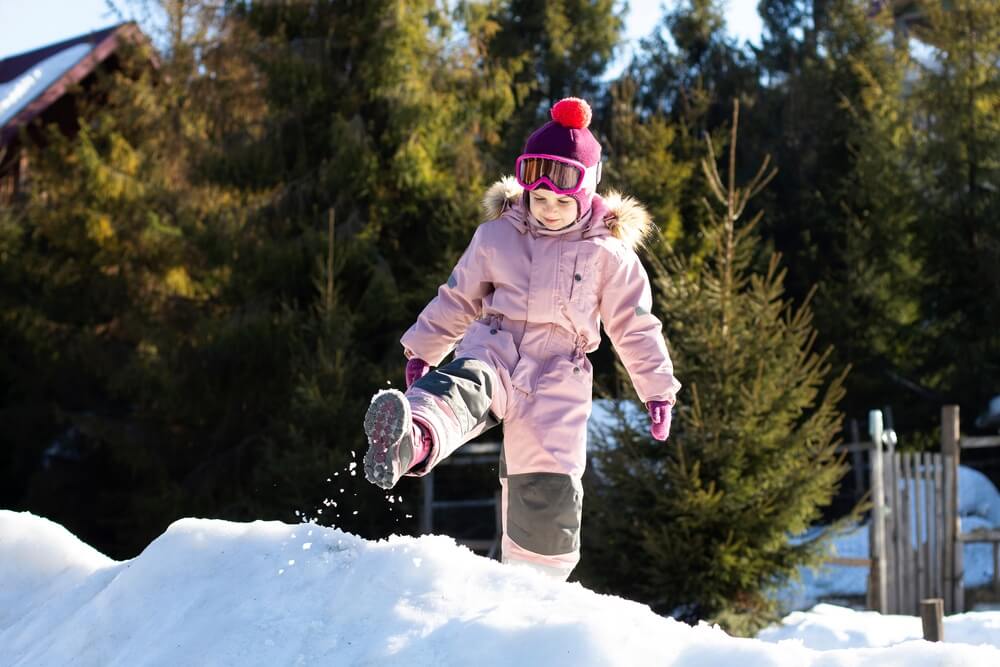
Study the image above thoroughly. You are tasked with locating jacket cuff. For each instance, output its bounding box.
[644,395,676,407]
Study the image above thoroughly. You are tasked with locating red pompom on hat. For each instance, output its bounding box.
[550,97,592,130]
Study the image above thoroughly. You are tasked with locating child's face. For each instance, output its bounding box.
[528,187,577,230]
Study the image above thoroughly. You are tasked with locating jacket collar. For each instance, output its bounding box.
[481,176,654,250]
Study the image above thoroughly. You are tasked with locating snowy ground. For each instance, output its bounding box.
[3,510,1000,666]
[758,603,1000,649]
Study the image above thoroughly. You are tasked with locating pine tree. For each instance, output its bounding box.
[720,0,940,435]
[474,0,626,165]
[1,0,534,554]
[821,0,929,427]
[633,0,756,132]
[600,77,694,248]
[580,102,850,635]
[621,0,759,259]
[202,0,522,536]
[0,30,253,555]
[908,0,1000,416]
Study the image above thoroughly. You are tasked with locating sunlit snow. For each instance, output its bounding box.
[2,510,999,666]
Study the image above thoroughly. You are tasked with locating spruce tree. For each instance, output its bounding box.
[722,0,937,433]
[0,32,251,555]
[909,0,1000,416]
[600,77,694,248]
[580,102,849,635]
[474,0,626,165]
[209,0,520,537]
[824,0,929,426]
[621,0,758,259]
[1,1,531,554]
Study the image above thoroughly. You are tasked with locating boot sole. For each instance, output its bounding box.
[363,389,412,489]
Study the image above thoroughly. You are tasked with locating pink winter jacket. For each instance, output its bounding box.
[401,177,681,406]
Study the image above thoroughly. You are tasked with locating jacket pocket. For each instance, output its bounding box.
[529,353,593,473]
[568,247,601,313]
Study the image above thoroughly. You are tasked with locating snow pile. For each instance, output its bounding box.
[960,464,1000,526]
[759,603,1000,649]
[0,510,112,632]
[2,511,1000,666]
[975,394,1000,429]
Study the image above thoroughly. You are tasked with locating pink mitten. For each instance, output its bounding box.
[405,358,430,388]
[647,400,673,442]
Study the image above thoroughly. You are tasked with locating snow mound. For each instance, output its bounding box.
[758,603,1000,649]
[960,465,1000,525]
[2,510,1000,666]
[0,511,114,631]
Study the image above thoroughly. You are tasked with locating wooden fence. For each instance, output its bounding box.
[882,448,952,613]
[858,405,1000,615]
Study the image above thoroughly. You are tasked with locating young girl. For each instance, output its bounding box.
[363,97,681,580]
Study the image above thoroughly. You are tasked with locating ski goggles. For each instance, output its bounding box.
[514,153,601,196]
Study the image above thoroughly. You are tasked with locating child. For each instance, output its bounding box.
[363,97,681,580]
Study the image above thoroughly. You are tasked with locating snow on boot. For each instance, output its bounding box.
[363,389,418,489]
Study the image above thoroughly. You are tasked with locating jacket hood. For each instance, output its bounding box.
[481,176,655,251]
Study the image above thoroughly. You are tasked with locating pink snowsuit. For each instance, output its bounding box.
[400,177,681,579]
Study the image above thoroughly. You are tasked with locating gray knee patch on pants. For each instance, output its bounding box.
[506,473,582,556]
[412,357,496,434]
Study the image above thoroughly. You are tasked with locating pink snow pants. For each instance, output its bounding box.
[404,316,592,580]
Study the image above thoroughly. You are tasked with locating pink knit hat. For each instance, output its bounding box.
[520,97,602,218]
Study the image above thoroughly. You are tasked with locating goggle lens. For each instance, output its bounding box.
[517,157,585,192]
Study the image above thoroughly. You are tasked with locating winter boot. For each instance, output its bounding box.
[363,389,431,489]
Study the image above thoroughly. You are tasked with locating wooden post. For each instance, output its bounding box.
[920,598,944,642]
[910,453,929,608]
[891,451,904,613]
[993,541,1000,595]
[942,444,954,612]
[420,472,434,535]
[941,405,963,613]
[869,410,889,614]
[901,453,913,613]
[920,453,930,600]
[933,453,944,600]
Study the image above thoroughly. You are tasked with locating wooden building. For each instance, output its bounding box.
[0,22,150,203]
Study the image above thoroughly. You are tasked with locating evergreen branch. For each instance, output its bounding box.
[728,100,739,220]
[742,155,778,209]
[701,150,728,205]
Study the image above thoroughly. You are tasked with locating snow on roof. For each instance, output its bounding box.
[2,510,999,665]
[0,23,137,146]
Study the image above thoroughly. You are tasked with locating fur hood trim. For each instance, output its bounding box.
[481,176,655,250]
